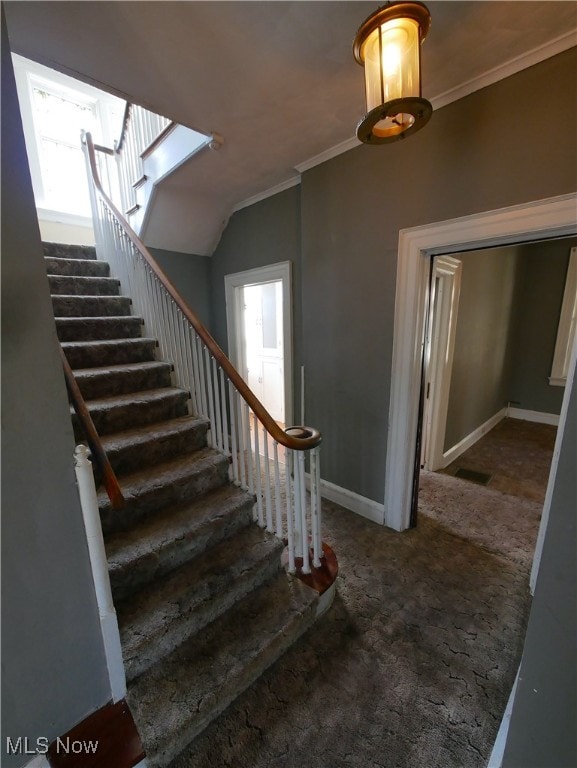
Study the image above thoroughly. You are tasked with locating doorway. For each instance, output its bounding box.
[225,261,293,438]
[384,193,576,536]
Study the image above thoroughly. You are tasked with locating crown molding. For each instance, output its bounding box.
[431,29,577,112]
[232,175,301,213]
[234,30,577,209]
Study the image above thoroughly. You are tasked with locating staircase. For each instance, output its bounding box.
[46,241,320,766]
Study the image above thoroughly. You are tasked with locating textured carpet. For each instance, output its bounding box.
[168,472,539,768]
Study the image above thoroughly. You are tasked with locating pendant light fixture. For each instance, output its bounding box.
[353,1,432,144]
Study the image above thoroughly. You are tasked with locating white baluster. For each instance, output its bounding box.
[297,451,310,574]
[243,401,254,496]
[273,442,283,538]
[263,425,273,532]
[228,381,239,485]
[212,358,223,451]
[205,346,216,449]
[253,417,264,527]
[310,448,322,568]
[220,369,230,457]
[285,449,296,573]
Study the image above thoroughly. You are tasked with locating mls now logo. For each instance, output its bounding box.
[6,736,99,755]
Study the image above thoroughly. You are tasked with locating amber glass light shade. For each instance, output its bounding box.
[353,2,432,144]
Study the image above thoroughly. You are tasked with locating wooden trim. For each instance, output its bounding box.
[93,143,115,157]
[47,699,144,768]
[84,132,321,452]
[284,542,338,595]
[140,121,177,159]
[60,347,125,509]
[115,102,131,151]
[131,174,148,190]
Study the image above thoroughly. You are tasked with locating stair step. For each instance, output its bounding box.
[48,274,121,296]
[106,484,254,599]
[101,416,209,476]
[52,295,132,317]
[72,387,190,440]
[62,338,157,369]
[55,316,144,342]
[43,242,96,260]
[45,256,110,277]
[98,448,229,534]
[73,361,173,400]
[128,573,318,767]
[117,524,281,682]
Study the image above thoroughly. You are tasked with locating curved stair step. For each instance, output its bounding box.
[128,573,318,767]
[118,525,282,682]
[98,448,230,534]
[106,484,254,598]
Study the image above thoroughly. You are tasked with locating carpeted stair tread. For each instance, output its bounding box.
[55,316,144,342]
[45,256,110,277]
[48,274,121,296]
[106,484,255,596]
[128,573,318,767]
[52,294,132,317]
[117,525,283,682]
[43,242,96,260]
[72,386,190,439]
[72,361,173,399]
[98,448,230,534]
[101,415,210,476]
[62,337,157,368]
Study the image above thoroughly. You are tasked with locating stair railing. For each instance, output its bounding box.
[60,346,125,510]
[115,103,172,217]
[83,131,324,575]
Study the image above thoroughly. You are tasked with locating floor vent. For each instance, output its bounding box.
[454,467,492,485]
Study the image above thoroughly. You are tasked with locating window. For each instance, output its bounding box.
[12,54,124,224]
[550,247,577,386]
[31,82,98,217]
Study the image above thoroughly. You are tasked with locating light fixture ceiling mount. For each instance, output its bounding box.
[353,1,432,144]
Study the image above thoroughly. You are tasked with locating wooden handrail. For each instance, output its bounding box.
[60,346,125,509]
[115,101,132,151]
[86,132,321,451]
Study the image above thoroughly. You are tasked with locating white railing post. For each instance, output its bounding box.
[74,445,126,702]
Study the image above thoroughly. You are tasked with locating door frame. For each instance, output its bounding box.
[421,255,462,471]
[384,192,577,532]
[224,261,294,428]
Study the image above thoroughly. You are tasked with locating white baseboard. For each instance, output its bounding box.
[442,408,507,467]
[508,407,560,426]
[315,476,385,525]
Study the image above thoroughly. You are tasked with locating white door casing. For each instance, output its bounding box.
[421,255,462,471]
[384,193,577,533]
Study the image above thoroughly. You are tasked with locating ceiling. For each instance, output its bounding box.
[5,1,577,255]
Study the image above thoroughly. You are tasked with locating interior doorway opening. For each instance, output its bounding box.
[225,262,293,461]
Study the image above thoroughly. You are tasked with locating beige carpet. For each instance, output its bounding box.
[169,466,540,768]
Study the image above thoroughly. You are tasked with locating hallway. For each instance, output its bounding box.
[169,419,553,768]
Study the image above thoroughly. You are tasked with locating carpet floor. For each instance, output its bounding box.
[169,462,541,768]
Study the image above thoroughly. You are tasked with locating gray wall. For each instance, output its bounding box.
[502,354,577,768]
[149,247,213,329]
[443,237,573,450]
[1,17,111,766]
[210,185,304,419]
[211,47,576,503]
[444,246,521,450]
[508,238,574,414]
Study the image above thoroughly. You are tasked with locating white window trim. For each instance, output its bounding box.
[549,246,577,387]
